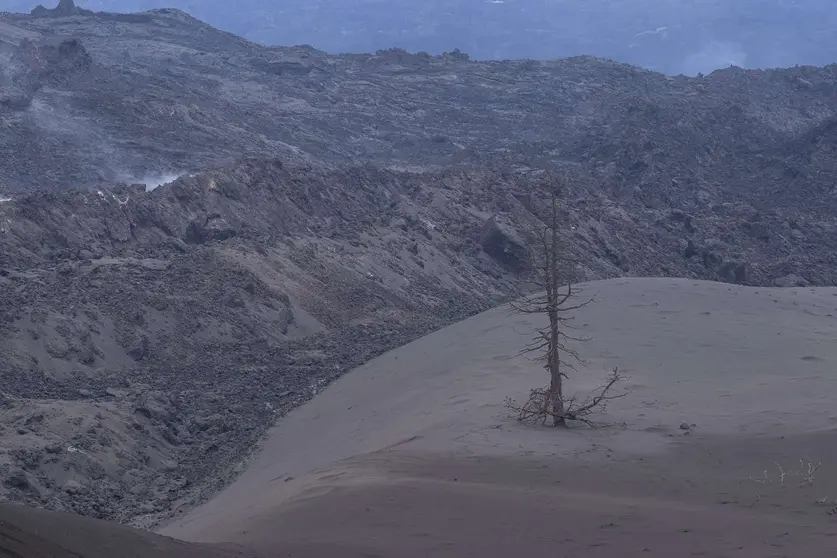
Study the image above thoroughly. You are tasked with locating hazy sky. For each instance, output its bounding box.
[6,0,837,74]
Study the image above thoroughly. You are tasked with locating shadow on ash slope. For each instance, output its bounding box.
[1,158,836,526]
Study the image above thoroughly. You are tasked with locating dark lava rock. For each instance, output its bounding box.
[127,336,150,362]
[11,36,92,89]
[718,261,748,285]
[3,470,31,491]
[480,217,528,273]
[185,217,237,244]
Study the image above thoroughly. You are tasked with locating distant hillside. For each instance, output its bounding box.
[5,0,837,74]
[1,6,837,199]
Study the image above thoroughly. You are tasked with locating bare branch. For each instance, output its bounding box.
[799,458,821,487]
[505,368,630,427]
[563,369,630,419]
[745,458,824,492]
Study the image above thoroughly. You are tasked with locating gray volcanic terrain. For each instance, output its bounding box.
[1,0,837,533]
[7,0,837,74]
[1,3,837,196]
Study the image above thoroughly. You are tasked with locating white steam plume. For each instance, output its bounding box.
[117,171,187,192]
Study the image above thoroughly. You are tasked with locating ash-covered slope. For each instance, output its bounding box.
[2,156,837,524]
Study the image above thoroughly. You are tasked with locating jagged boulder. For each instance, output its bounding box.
[480,216,528,273]
[184,216,237,244]
[718,261,749,284]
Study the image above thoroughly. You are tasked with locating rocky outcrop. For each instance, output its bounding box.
[30,0,94,18]
[2,34,91,113]
[480,217,529,273]
[12,37,91,83]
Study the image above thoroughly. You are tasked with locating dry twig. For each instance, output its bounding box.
[798,458,822,487]
[746,458,823,490]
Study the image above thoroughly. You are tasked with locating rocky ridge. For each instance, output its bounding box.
[0,7,836,196]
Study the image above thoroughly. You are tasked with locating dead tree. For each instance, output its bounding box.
[506,183,626,427]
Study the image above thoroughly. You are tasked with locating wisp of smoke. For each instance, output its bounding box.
[142,172,185,192]
[117,171,186,192]
[681,41,747,76]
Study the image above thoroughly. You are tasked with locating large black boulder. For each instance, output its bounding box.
[480,216,529,273]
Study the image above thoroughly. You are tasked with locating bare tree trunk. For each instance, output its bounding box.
[546,193,565,427]
[506,179,628,427]
[549,310,564,426]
